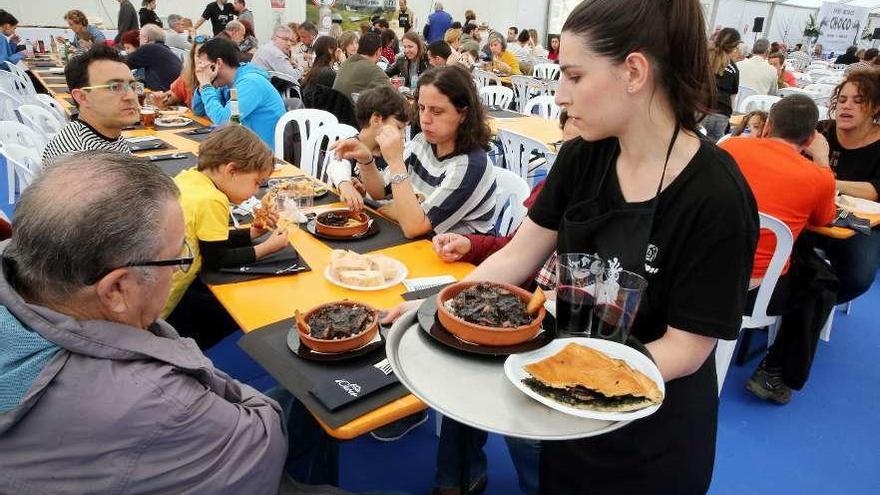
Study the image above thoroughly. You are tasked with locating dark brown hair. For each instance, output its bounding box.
[709,27,741,76]
[303,35,338,87]
[198,125,274,174]
[64,9,88,26]
[402,31,426,59]
[767,94,818,146]
[562,0,713,132]
[829,71,880,122]
[731,111,767,136]
[355,86,410,128]
[413,65,491,154]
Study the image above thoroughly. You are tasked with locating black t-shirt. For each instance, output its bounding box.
[529,137,758,344]
[713,63,739,116]
[834,53,860,65]
[202,1,236,35]
[822,120,880,196]
[398,11,411,31]
[138,8,163,28]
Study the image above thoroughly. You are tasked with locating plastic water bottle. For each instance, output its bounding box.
[410,73,419,90]
[25,39,34,59]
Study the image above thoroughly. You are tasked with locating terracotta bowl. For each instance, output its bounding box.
[437,281,545,347]
[315,209,370,237]
[296,301,379,353]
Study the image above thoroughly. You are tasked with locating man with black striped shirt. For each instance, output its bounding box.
[42,45,138,165]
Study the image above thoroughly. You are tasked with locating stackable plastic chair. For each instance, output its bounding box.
[733,85,758,113]
[491,167,531,236]
[0,70,33,99]
[715,213,792,394]
[532,63,560,81]
[541,79,559,97]
[497,128,556,185]
[791,72,812,88]
[0,89,23,122]
[523,95,561,120]
[778,86,813,98]
[472,68,501,88]
[738,95,780,113]
[0,121,48,204]
[816,75,843,86]
[18,104,63,136]
[478,85,514,110]
[273,108,337,168]
[0,143,43,199]
[508,75,545,113]
[829,64,848,71]
[31,94,69,124]
[3,61,37,95]
[803,83,836,105]
[308,123,359,182]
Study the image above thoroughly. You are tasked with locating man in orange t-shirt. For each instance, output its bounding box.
[720,94,837,405]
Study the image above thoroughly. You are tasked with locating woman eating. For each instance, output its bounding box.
[385,31,429,88]
[301,36,339,91]
[485,32,521,76]
[152,35,206,108]
[333,65,497,238]
[808,71,880,303]
[388,0,759,493]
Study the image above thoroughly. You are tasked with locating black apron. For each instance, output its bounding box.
[539,128,720,494]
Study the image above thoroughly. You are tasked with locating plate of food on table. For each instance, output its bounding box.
[324,250,406,291]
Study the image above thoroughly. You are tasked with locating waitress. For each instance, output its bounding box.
[459,0,758,492]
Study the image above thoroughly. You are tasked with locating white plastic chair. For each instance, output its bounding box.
[0,89,23,122]
[738,95,780,113]
[308,123,359,182]
[3,62,37,95]
[532,63,560,81]
[541,79,559,97]
[785,58,805,71]
[497,128,555,184]
[268,70,302,99]
[169,46,187,63]
[803,83,836,105]
[716,134,733,145]
[492,167,530,236]
[523,95,561,120]
[791,72,812,88]
[816,104,830,120]
[508,75,544,113]
[472,68,501,88]
[18,104,63,136]
[715,213,793,393]
[778,87,813,98]
[0,121,48,204]
[0,70,33,99]
[273,108,337,169]
[31,94,69,124]
[816,75,843,86]
[479,85,514,110]
[807,68,835,80]
[829,64,848,71]
[734,85,758,114]
[0,143,43,197]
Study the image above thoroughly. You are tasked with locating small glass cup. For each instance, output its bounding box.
[555,253,605,336]
[140,107,156,128]
[592,269,648,344]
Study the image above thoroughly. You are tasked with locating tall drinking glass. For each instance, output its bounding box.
[555,253,605,336]
[593,269,648,344]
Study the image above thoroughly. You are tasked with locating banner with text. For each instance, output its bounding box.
[816,2,869,54]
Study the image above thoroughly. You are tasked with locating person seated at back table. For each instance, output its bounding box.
[324,85,411,211]
[152,35,205,109]
[720,95,838,405]
[0,150,332,494]
[41,45,139,164]
[333,33,393,102]
[251,25,303,82]
[163,125,289,349]
[426,40,453,68]
[193,36,286,149]
[484,31,521,76]
[126,24,183,91]
[385,31,430,88]
[222,20,258,61]
[334,65,497,238]
[62,9,106,48]
[731,110,767,137]
[0,9,25,68]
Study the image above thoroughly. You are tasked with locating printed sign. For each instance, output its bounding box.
[816,2,869,54]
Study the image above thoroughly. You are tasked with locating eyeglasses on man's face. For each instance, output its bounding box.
[87,241,195,285]
[80,81,144,95]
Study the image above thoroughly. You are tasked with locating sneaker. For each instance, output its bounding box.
[370,410,429,442]
[746,363,792,405]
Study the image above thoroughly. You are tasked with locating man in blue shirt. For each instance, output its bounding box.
[0,10,24,69]
[192,37,285,150]
[423,2,452,43]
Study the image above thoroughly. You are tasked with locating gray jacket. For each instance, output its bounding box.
[0,253,287,494]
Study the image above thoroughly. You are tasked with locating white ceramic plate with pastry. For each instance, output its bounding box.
[505,337,665,422]
[324,251,407,291]
[155,116,193,127]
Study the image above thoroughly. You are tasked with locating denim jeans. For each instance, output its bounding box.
[266,387,340,486]
[808,228,880,303]
[701,113,731,142]
[436,416,540,494]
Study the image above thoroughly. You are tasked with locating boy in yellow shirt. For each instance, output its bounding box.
[165,125,289,348]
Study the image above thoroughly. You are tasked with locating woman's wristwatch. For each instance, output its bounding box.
[390,171,410,184]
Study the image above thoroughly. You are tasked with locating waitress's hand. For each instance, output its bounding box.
[338,181,364,213]
[330,137,373,166]
[432,233,472,262]
[376,124,404,163]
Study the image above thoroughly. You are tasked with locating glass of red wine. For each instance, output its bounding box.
[555,253,605,336]
[593,269,648,344]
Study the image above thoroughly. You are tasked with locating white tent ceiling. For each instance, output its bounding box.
[748,0,880,14]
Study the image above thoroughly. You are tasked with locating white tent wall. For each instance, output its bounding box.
[5,0,306,42]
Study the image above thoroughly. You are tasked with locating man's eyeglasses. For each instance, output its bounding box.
[80,81,144,95]
[275,35,292,42]
[87,241,195,285]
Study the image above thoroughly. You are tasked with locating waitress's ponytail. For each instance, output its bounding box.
[562,0,713,132]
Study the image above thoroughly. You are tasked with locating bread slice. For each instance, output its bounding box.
[523,343,663,412]
[369,256,399,281]
[337,270,385,287]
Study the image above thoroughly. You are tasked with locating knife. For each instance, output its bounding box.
[185,127,213,135]
[149,153,187,162]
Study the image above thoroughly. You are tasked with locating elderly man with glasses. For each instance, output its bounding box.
[0,151,357,495]
[164,13,193,51]
[251,25,303,81]
[41,45,140,165]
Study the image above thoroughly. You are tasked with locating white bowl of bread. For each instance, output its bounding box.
[324,249,407,290]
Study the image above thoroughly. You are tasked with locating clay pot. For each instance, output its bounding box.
[437,281,545,346]
[315,209,371,237]
[296,301,379,353]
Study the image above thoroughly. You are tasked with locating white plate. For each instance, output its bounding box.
[324,258,408,291]
[504,337,665,422]
[48,67,64,74]
[837,194,880,215]
[155,117,193,127]
[157,106,188,117]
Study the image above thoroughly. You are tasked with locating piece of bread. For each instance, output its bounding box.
[369,255,398,281]
[337,270,385,287]
[526,287,546,315]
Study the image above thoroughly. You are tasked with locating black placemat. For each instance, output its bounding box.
[176,128,215,142]
[30,61,59,68]
[150,152,198,176]
[128,138,174,152]
[238,318,409,429]
[200,244,310,285]
[308,210,413,254]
